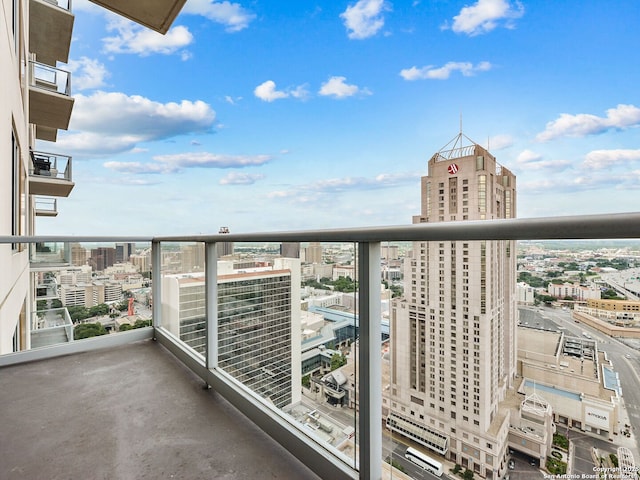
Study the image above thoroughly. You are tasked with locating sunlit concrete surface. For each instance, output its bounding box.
[0,339,320,479]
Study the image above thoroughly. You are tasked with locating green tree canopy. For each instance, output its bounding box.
[74,322,107,340]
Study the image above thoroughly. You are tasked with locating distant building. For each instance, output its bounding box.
[217,226,234,257]
[90,247,116,272]
[281,243,300,258]
[517,282,535,304]
[180,243,205,272]
[305,243,323,264]
[115,243,135,263]
[129,253,150,273]
[162,259,301,409]
[548,282,601,301]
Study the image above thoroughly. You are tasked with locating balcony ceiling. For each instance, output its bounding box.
[29,87,74,130]
[34,208,58,217]
[35,125,58,142]
[29,0,74,65]
[29,176,74,197]
[88,0,187,34]
[0,340,320,480]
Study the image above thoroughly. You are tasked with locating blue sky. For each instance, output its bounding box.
[38,0,640,235]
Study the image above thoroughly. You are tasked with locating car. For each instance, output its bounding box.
[625,354,632,359]
[530,459,537,466]
[508,460,515,470]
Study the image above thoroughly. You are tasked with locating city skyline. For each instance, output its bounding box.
[37,0,640,235]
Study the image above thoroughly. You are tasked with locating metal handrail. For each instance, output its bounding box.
[2,212,640,245]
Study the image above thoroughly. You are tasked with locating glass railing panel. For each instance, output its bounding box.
[30,61,71,96]
[26,241,153,350]
[158,241,207,359]
[30,241,69,265]
[30,151,72,181]
[382,237,640,479]
[213,240,359,469]
[34,196,58,215]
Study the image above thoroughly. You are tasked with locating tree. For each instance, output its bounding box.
[390,285,403,298]
[517,272,546,288]
[302,374,311,388]
[74,322,107,339]
[67,305,90,322]
[463,468,474,480]
[51,298,63,309]
[330,353,347,371]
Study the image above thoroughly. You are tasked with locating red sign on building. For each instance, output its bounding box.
[448,163,459,174]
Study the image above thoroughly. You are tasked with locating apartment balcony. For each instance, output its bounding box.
[1,213,639,480]
[30,241,71,269]
[29,150,74,197]
[29,0,74,66]
[88,0,187,34]
[35,278,58,300]
[30,307,73,348]
[34,196,58,217]
[29,61,74,131]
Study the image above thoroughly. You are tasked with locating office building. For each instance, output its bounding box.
[305,242,323,264]
[388,134,517,479]
[162,258,301,409]
[90,247,116,272]
[115,243,135,263]
[217,226,234,257]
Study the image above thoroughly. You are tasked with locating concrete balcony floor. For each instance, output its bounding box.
[0,339,320,479]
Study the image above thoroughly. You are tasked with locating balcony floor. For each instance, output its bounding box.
[0,339,320,479]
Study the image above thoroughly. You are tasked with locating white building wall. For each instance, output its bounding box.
[0,0,31,354]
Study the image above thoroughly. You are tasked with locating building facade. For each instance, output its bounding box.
[388,135,518,479]
[162,258,301,409]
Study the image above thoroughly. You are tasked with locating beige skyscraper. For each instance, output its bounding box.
[388,134,517,480]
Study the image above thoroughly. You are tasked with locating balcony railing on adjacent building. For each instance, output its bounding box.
[28,61,74,131]
[1,212,640,480]
[34,196,58,217]
[29,150,74,197]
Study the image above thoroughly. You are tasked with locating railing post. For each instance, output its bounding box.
[152,240,162,336]
[205,242,218,371]
[358,241,382,480]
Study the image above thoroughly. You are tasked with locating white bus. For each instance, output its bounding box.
[405,447,443,477]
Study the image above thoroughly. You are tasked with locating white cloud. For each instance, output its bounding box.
[103,17,193,56]
[182,0,256,32]
[254,81,308,102]
[56,91,215,156]
[536,104,640,142]
[488,134,514,150]
[515,150,572,171]
[444,0,524,36]
[516,149,542,164]
[340,0,390,39]
[400,61,491,80]
[318,76,370,98]
[68,57,109,90]
[254,80,289,102]
[219,172,266,185]
[583,149,640,169]
[105,153,273,174]
[268,172,420,203]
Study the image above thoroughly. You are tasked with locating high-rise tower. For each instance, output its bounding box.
[388,134,517,480]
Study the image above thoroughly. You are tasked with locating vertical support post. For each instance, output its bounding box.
[205,241,218,371]
[151,240,162,335]
[358,241,382,480]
